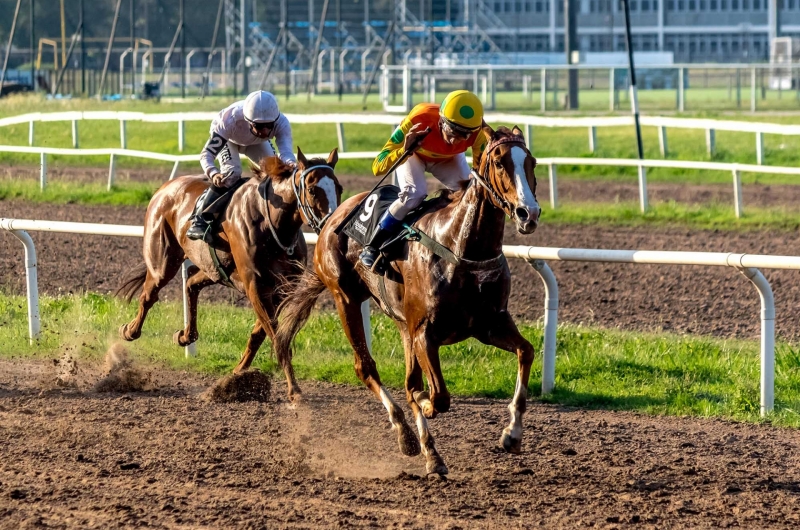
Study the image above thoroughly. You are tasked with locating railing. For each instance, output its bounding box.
[4,140,797,217]
[380,63,800,114]
[1,111,798,165]
[3,217,797,417]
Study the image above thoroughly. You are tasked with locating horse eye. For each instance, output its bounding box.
[494,160,503,169]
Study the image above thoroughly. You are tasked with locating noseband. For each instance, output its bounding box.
[470,134,534,220]
[292,164,335,234]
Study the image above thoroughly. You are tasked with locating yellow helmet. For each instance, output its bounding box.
[439,90,483,130]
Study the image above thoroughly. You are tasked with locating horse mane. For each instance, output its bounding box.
[250,156,331,183]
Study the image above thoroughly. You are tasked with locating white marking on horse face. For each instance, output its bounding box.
[317,176,338,213]
[510,146,539,217]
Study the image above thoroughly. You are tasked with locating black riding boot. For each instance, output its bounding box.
[187,185,225,241]
[359,211,403,269]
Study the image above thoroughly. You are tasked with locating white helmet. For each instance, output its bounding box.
[243,90,280,123]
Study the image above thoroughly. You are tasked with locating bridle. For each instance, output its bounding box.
[263,163,336,256]
[291,164,336,234]
[470,134,535,221]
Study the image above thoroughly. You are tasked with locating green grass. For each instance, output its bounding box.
[2,291,799,427]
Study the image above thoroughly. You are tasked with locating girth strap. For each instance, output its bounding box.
[402,225,506,271]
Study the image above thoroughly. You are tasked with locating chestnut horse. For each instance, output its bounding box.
[117,148,342,372]
[274,126,540,475]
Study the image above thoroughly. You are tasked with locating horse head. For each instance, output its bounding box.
[255,148,343,234]
[474,124,540,234]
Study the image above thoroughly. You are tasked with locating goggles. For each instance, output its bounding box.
[247,118,278,132]
[440,117,479,139]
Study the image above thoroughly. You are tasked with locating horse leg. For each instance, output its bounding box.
[336,296,418,457]
[119,254,182,342]
[399,328,447,474]
[173,267,214,346]
[233,277,277,375]
[475,311,535,454]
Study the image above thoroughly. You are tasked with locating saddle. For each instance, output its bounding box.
[342,185,463,275]
[192,177,251,243]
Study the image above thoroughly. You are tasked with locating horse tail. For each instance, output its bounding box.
[114,263,148,302]
[275,266,326,358]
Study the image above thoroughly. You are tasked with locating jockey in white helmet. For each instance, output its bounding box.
[188,90,297,240]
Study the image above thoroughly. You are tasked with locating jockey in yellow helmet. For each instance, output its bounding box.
[361,90,487,268]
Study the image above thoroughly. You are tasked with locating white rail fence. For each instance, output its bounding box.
[1,111,798,165]
[3,217,796,417]
[4,141,799,217]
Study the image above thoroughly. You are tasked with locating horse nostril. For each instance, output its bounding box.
[515,207,529,221]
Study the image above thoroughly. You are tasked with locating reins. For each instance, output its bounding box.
[292,164,335,234]
[471,134,533,220]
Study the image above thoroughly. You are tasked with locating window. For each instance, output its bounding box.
[495,1,503,10]
[678,0,685,8]
[711,0,717,8]
[631,0,638,9]
[642,0,650,8]
[516,0,523,12]
[721,0,726,8]
[535,0,543,11]
[700,0,706,8]
[654,0,658,8]
[742,0,749,8]
[689,0,696,8]
[753,0,760,8]
[668,0,674,8]
[525,0,532,10]
[732,0,738,8]
[711,41,718,53]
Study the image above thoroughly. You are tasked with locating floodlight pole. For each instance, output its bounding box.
[29,0,34,92]
[565,0,578,109]
[622,0,644,160]
[98,0,123,98]
[0,0,23,94]
[180,0,185,98]
[80,0,85,95]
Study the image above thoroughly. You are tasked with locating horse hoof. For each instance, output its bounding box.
[426,457,449,476]
[173,329,197,346]
[500,431,522,454]
[396,423,421,457]
[119,324,138,341]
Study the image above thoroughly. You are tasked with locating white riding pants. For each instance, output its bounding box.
[388,153,471,218]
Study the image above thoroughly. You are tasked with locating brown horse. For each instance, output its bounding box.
[117,148,342,373]
[274,126,540,475]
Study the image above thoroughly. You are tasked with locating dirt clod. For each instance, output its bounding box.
[92,344,152,393]
[202,369,272,403]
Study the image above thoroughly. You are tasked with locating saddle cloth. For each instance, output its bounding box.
[342,185,403,246]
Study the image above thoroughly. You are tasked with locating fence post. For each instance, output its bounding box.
[528,259,558,395]
[678,68,685,112]
[706,128,716,157]
[178,120,186,153]
[609,68,615,111]
[588,126,597,153]
[658,125,668,157]
[169,160,180,180]
[481,75,488,104]
[28,120,34,146]
[522,74,529,100]
[3,229,40,343]
[403,65,412,111]
[540,68,546,112]
[119,120,127,149]
[108,153,117,191]
[732,169,743,218]
[736,68,742,108]
[638,165,649,212]
[473,68,479,94]
[39,153,47,190]
[525,123,533,152]
[751,68,757,112]
[488,68,496,110]
[361,300,372,352]
[335,122,347,153]
[756,132,764,165]
[71,119,79,148]
[429,76,436,102]
[182,260,197,358]
[548,163,558,209]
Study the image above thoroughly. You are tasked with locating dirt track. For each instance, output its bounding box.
[3,197,800,340]
[1,358,799,529]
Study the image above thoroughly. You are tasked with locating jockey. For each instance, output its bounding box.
[360,90,487,268]
[188,90,296,241]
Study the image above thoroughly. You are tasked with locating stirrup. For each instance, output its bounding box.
[187,217,211,241]
[359,246,380,268]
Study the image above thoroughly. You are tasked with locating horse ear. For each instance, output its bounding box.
[481,122,495,140]
[326,147,339,168]
[512,125,524,138]
[296,147,308,167]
